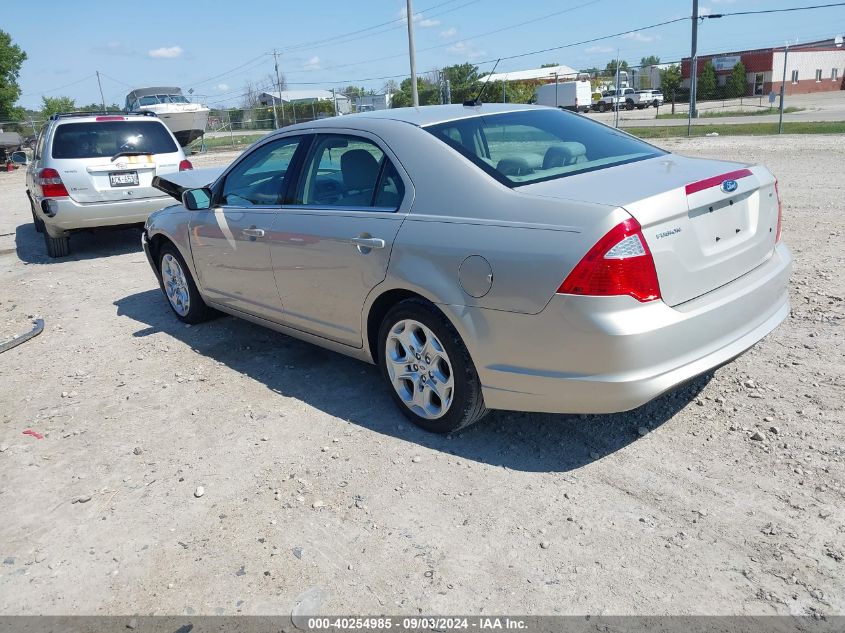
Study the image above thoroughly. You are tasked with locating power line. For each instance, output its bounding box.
[283,0,608,76]
[21,74,96,97]
[703,1,845,19]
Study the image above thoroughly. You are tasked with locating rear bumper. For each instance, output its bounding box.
[36,195,173,232]
[449,243,792,414]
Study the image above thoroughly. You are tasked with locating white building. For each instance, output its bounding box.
[259,89,351,114]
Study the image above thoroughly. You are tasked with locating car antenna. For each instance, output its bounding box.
[463,58,501,107]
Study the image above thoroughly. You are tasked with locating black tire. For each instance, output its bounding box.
[378,298,488,434]
[157,242,214,324]
[44,233,69,258]
[28,194,45,233]
[625,100,635,111]
[653,100,660,109]
[598,102,607,113]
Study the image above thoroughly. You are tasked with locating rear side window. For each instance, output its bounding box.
[425,109,665,187]
[51,121,178,159]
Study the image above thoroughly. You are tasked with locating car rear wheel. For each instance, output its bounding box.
[598,102,607,113]
[378,299,488,434]
[44,233,69,258]
[158,243,213,324]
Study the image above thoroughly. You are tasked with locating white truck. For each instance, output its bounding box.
[534,80,592,113]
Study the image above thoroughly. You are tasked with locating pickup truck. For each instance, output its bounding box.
[593,87,638,112]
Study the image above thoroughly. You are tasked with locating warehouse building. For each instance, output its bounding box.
[681,38,845,96]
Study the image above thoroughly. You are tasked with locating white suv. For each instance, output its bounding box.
[26,112,192,257]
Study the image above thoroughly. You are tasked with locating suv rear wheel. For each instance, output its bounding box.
[378,299,488,434]
[44,233,69,258]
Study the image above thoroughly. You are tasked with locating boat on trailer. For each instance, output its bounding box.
[125,87,209,147]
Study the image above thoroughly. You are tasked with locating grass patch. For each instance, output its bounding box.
[187,133,267,153]
[655,107,804,120]
[625,121,845,139]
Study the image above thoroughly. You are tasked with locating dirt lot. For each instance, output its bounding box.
[0,135,842,617]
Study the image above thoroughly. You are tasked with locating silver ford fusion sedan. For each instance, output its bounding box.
[142,104,791,433]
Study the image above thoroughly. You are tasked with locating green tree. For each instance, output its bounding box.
[79,102,122,113]
[697,60,717,100]
[540,62,559,68]
[727,62,747,98]
[0,29,27,121]
[441,62,480,103]
[604,59,628,77]
[640,55,661,67]
[40,96,76,118]
[390,77,440,107]
[659,64,682,100]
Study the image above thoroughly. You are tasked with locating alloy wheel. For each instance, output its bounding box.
[384,319,454,420]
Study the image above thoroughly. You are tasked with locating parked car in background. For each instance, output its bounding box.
[636,89,665,108]
[534,80,592,113]
[143,104,791,434]
[26,112,191,257]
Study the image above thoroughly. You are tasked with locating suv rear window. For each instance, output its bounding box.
[425,109,664,186]
[51,120,178,159]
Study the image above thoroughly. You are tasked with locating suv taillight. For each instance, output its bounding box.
[179,159,193,171]
[37,168,69,198]
[557,218,661,302]
[774,180,783,242]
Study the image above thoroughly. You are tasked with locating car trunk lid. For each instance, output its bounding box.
[520,154,780,306]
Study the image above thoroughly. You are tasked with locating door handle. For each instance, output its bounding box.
[242,227,265,238]
[350,236,385,250]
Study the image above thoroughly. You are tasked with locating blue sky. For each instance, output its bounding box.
[5,0,845,109]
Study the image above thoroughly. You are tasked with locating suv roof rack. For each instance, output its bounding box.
[48,111,158,121]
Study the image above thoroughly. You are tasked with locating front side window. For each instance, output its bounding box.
[222,136,302,206]
[791,70,799,83]
[426,109,665,187]
[833,68,840,81]
[297,134,404,209]
[815,69,822,82]
[50,121,178,159]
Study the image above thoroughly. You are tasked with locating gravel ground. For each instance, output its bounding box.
[0,136,842,617]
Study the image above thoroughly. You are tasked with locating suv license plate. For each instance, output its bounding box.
[109,171,139,187]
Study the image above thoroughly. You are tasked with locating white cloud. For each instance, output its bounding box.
[216,83,229,91]
[397,7,439,27]
[447,41,485,60]
[303,56,321,70]
[440,27,457,38]
[585,45,614,54]
[148,46,184,59]
[621,32,656,43]
[699,5,713,16]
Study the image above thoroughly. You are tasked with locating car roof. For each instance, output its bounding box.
[279,103,543,132]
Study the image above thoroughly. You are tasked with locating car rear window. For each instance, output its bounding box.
[425,109,665,187]
[51,120,178,159]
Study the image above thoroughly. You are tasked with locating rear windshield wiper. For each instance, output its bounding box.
[111,150,148,162]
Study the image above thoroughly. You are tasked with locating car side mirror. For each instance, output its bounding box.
[10,151,27,165]
[182,187,212,210]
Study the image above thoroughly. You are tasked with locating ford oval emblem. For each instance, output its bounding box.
[721,179,738,193]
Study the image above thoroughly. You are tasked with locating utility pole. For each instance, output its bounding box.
[778,44,789,134]
[689,0,699,120]
[614,51,621,128]
[272,50,283,128]
[95,71,107,113]
[406,0,419,107]
[554,72,559,107]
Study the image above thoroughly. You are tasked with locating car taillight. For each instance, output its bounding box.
[774,180,783,243]
[179,159,193,171]
[95,116,126,121]
[557,218,661,302]
[37,168,69,198]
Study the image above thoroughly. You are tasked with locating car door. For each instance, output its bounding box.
[189,135,307,320]
[268,131,410,347]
